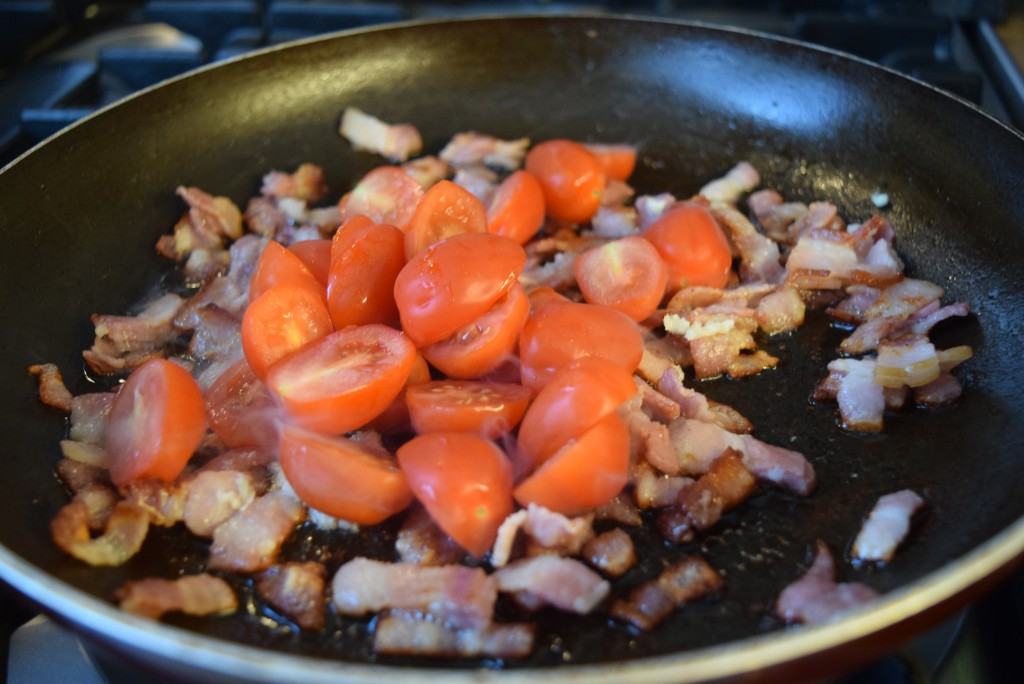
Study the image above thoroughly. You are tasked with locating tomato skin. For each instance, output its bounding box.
[406,381,531,438]
[338,166,424,230]
[369,352,431,433]
[574,236,668,321]
[250,241,323,302]
[106,359,207,486]
[516,357,635,471]
[584,143,637,182]
[278,424,412,524]
[394,232,526,347]
[519,301,644,390]
[289,239,331,287]
[421,284,529,379]
[397,432,513,556]
[327,216,405,329]
[525,140,605,223]
[643,202,732,290]
[527,286,570,314]
[513,412,629,516]
[487,171,546,244]
[205,358,279,449]
[241,284,334,380]
[405,180,487,260]
[266,324,416,435]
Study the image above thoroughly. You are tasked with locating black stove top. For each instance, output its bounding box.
[3,2,1024,683]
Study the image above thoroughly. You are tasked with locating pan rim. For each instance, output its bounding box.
[2,13,1024,682]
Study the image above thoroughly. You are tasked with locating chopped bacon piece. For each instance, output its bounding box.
[373,611,534,658]
[592,495,643,526]
[340,107,422,162]
[699,161,760,204]
[27,363,73,411]
[438,131,529,170]
[623,397,678,475]
[403,155,450,188]
[909,301,969,336]
[183,470,257,537]
[56,458,109,493]
[490,504,592,568]
[256,562,327,629]
[818,358,885,431]
[494,556,609,614]
[199,448,274,475]
[610,556,722,630]
[785,233,858,289]
[51,500,149,566]
[658,449,756,543]
[637,339,678,384]
[710,203,783,284]
[332,558,496,628]
[592,205,638,238]
[75,483,118,531]
[177,186,243,241]
[852,490,925,563]
[83,293,183,374]
[120,478,189,526]
[396,507,463,566]
[663,305,773,379]
[875,335,940,388]
[748,189,808,243]
[635,376,681,423]
[208,491,305,572]
[656,367,752,433]
[188,304,241,362]
[634,462,693,509]
[173,235,267,330]
[827,285,881,324]
[914,372,963,406]
[635,192,677,229]
[59,440,110,469]
[118,574,237,620]
[583,528,636,577]
[788,201,840,242]
[260,163,326,202]
[452,165,498,205]
[244,196,287,238]
[839,279,945,354]
[519,251,578,291]
[776,541,878,624]
[756,286,806,334]
[69,392,115,445]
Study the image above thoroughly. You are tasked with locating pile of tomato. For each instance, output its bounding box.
[102,139,736,557]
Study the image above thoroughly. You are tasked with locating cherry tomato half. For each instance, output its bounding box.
[288,239,331,287]
[337,166,424,230]
[574,236,668,321]
[583,143,637,182]
[368,352,431,434]
[525,140,605,223]
[406,381,531,438]
[249,241,323,302]
[405,180,487,260]
[487,171,545,245]
[205,358,279,450]
[241,284,333,380]
[327,215,405,329]
[643,202,732,290]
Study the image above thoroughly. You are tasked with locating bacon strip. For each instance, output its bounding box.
[755,286,805,334]
[340,107,422,162]
[69,392,115,444]
[592,205,638,238]
[28,363,73,411]
[494,556,609,614]
[699,161,760,204]
[914,372,963,406]
[748,189,807,243]
[710,202,783,283]
[51,500,149,566]
[592,495,643,526]
[658,449,756,543]
[118,574,237,620]
[257,562,327,630]
[373,611,534,658]
[490,504,592,568]
[610,556,723,630]
[656,366,752,433]
[402,155,450,188]
[260,163,326,202]
[56,458,109,493]
[776,542,878,624]
[634,462,693,509]
[208,491,305,572]
[439,132,529,170]
[815,358,886,432]
[83,293,184,374]
[120,479,188,527]
[183,470,257,537]
[332,558,496,628]
[396,507,463,566]
[852,490,925,563]
[582,529,636,577]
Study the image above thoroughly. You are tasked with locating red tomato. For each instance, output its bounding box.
[421,284,529,379]
[266,324,416,435]
[106,359,207,486]
[397,432,513,556]
[289,239,331,287]
[394,232,526,347]
[241,284,333,380]
[516,357,636,471]
[525,140,605,223]
[584,143,637,182]
[369,353,431,433]
[519,301,643,390]
[405,180,487,259]
[337,166,424,230]
[278,424,412,524]
[513,412,629,515]
[406,381,531,438]
[527,286,570,314]
[487,171,545,244]
[205,358,279,449]
[327,215,405,329]
[574,236,668,321]
[643,202,733,290]
[249,241,323,302]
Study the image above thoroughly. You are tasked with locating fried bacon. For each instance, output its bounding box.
[592,495,643,526]
[914,372,963,406]
[815,358,885,432]
[118,574,237,620]
[83,293,183,374]
[748,189,808,242]
[634,462,693,509]
[56,458,109,493]
[452,165,498,205]
[635,192,677,229]
[183,470,257,537]
[173,235,267,329]
[490,504,592,568]
[710,202,783,283]
[699,161,760,205]
[582,528,636,577]
[340,107,422,162]
[623,397,678,475]
[244,196,286,238]
[635,376,681,422]
[177,186,243,242]
[610,556,723,630]
[601,179,635,207]
[838,279,946,354]
[69,392,115,444]
[402,155,450,188]
[120,478,188,526]
[60,440,110,469]
[494,556,609,614]
[208,491,305,572]
[852,490,925,563]
[256,562,327,630]
[28,363,73,411]
[656,366,752,433]
[396,507,463,566]
[51,500,149,566]
[776,542,878,624]
[260,163,326,202]
[373,610,534,658]
[755,286,806,334]
[592,205,638,238]
[332,558,496,628]
[658,449,756,543]
[439,131,529,170]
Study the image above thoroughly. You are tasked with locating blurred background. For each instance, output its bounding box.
[2,1,1024,683]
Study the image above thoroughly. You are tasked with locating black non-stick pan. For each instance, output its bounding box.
[1,15,1023,684]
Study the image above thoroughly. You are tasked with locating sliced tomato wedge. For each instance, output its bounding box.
[643,202,732,290]
[421,283,529,379]
[527,286,570,313]
[513,412,629,516]
[327,215,405,329]
[337,166,424,230]
[487,170,545,245]
[406,380,531,438]
[524,140,605,223]
[369,352,431,433]
[278,424,412,524]
[516,357,636,472]
[205,358,279,449]
[584,143,637,182]
[519,300,643,390]
[394,232,526,347]
[241,284,333,380]
[106,359,207,486]
[288,239,331,287]
[249,241,323,302]
[265,324,416,434]
[405,179,487,259]
[574,236,668,321]
[397,432,513,556]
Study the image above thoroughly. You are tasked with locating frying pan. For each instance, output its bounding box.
[1,14,1023,684]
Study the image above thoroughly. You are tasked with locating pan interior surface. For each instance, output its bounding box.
[0,15,1023,673]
